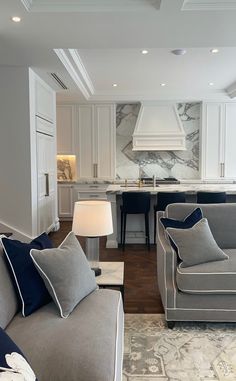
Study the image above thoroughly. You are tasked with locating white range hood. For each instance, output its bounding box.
[132,102,186,151]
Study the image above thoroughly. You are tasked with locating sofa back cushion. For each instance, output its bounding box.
[166,203,236,249]
[0,245,18,329]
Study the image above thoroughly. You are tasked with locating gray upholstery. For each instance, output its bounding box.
[156,203,236,323]
[6,289,123,381]
[177,249,236,293]
[0,245,18,328]
[166,218,228,267]
[30,232,97,318]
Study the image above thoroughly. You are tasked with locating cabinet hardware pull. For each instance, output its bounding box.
[223,163,225,177]
[89,185,99,188]
[89,194,99,198]
[93,163,98,178]
[45,173,49,196]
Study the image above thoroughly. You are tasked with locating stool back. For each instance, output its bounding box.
[122,192,151,214]
[197,191,226,204]
[156,191,186,211]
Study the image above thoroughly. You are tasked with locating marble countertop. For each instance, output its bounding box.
[106,183,236,195]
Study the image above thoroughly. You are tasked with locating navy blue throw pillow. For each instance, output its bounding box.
[160,207,203,252]
[1,233,53,317]
[0,327,36,379]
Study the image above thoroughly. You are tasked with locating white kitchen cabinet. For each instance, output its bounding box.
[37,131,57,233]
[75,184,108,201]
[36,116,55,136]
[35,77,55,123]
[202,102,236,180]
[57,105,75,154]
[77,104,115,180]
[58,184,75,219]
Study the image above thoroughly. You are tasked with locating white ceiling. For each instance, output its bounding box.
[1,0,236,101]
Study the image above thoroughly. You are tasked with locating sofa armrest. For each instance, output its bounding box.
[156,211,178,310]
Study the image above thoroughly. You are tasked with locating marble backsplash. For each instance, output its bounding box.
[116,102,201,179]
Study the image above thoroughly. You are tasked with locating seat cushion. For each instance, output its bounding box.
[6,289,124,381]
[176,249,236,294]
[0,245,18,329]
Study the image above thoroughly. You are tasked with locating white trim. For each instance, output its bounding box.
[182,0,236,11]
[20,0,32,11]
[68,50,95,95]
[114,293,123,381]
[167,307,236,312]
[54,49,90,100]
[177,266,235,275]
[178,288,236,293]
[1,238,27,317]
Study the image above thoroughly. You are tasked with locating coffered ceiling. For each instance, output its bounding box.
[1,0,236,102]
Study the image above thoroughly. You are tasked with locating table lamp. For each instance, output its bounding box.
[72,200,113,276]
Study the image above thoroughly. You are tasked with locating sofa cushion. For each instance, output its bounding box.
[1,233,52,317]
[176,249,236,294]
[0,327,36,380]
[0,244,18,329]
[166,218,229,267]
[30,231,97,318]
[6,289,124,381]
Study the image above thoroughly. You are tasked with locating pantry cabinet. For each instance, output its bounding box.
[202,102,236,180]
[57,105,75,154]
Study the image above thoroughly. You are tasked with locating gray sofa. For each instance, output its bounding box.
[157,203,236,326]
[0,244,124,381]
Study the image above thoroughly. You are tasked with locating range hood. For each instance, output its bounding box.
[132,102,186,151]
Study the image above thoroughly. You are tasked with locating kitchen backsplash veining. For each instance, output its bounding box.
[116,102,200,180]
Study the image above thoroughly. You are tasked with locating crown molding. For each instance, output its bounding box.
[54,49,90,100]
[21,0,161,12]
[182,0,236,11]
[68,50,94,95]
[225,81,236,98]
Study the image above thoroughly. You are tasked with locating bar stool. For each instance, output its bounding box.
[197,191,226,204]
[154,191,186,244]
[120,192,151,251]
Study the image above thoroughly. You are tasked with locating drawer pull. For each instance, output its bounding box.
[89,194,99,198]
[89,185,99,188]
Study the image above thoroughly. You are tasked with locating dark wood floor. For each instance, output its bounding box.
[49,221,164,314]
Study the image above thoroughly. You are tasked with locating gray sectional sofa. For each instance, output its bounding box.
[157,203,236,326]
[0,244,124,381]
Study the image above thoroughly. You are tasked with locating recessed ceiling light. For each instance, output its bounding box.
[209,82,214,86]
[160,83,166,87]
[171,49,187,56]
[112,83,118,87]
[11,16,21,22]
[210,48,219,54]
[141,50,149,55]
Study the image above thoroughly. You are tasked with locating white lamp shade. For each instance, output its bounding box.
[72,200,113,237]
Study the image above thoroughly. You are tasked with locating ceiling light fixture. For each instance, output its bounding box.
[141,50,149,55]
[210,48,219,54]
[171,49,187,56]
[160,83,166,87]
[112,83,118,87]
[209,82,214,86]
[11,16,21,22]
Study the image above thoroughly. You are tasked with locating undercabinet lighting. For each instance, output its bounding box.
[210,48,219,54]
[112,83,118,87]
[160,83,166,87]
[141,50,149,55]
[209,82,214,86]
[11,16,21,22]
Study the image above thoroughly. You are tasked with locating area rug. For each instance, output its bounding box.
[123,314,236,381]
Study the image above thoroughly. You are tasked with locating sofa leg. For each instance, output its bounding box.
[167,321,175,329]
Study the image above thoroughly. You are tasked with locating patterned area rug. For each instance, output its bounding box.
[123,314,236,381]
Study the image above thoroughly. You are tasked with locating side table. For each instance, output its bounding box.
[96,262,124,302]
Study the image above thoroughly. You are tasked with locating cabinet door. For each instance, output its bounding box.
[224,103,236,179]
[202,103,223,179]
[36,116,54,136]
[37,133,56,233]
[77,105,94,178]
[94,104,115,179]
[35,77,55,123]
[58,185,74,218]
[57,105,75,154]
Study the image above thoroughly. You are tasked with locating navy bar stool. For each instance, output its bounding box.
[154,191,186,244]
[197,191,226,204]
[120,192,151,251]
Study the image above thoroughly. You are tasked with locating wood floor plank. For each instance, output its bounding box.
[49,221,164,314]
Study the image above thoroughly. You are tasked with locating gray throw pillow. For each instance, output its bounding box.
[30,231,97,318]
[166,218,229,268]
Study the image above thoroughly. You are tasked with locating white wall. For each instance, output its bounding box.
[0,67,33,237]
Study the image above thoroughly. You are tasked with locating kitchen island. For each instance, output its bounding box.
[106,183,236,248]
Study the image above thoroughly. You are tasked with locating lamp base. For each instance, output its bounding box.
[92,267,101,277]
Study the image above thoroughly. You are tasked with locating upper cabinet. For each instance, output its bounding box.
[57,103,116,180]
[57,105,75,154]
[35,77,55,123]
[202,102,236,180]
